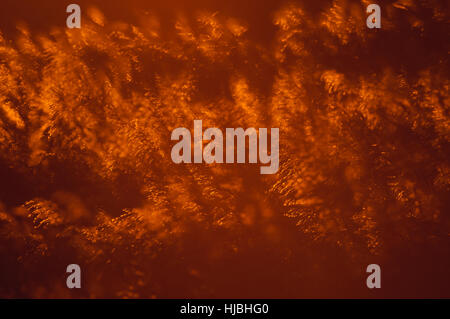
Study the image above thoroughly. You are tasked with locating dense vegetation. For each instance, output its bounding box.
[0,0,448,297]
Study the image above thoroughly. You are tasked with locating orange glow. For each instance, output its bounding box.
[0,0,448,298]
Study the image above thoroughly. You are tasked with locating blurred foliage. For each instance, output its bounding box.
[0,0,448,297]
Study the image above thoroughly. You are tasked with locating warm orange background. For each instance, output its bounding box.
[0,0,449,298]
